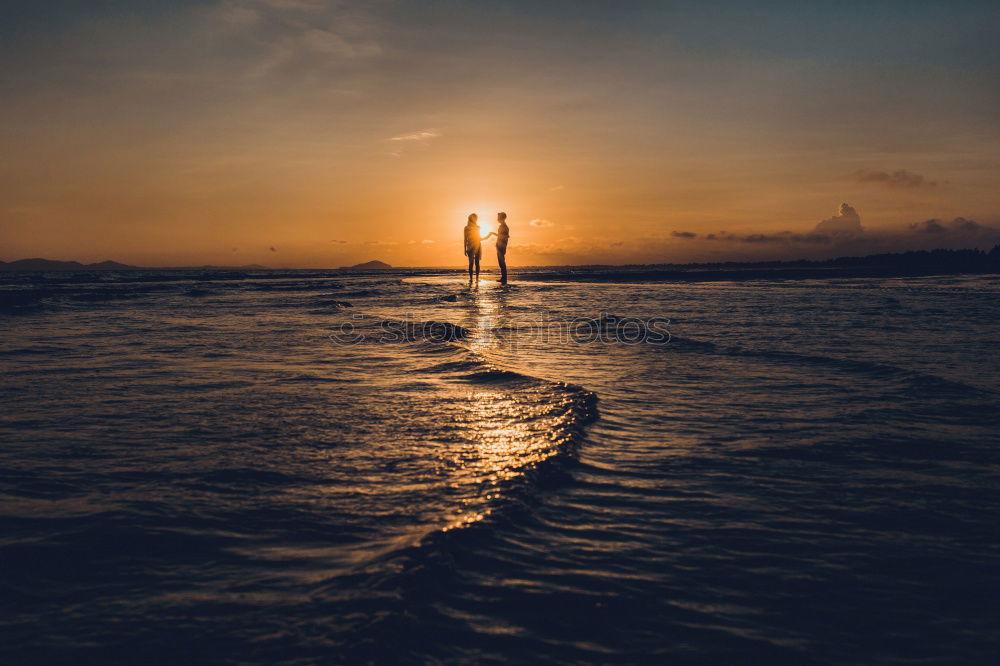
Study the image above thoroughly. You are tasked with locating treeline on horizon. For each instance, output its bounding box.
[586,245,1000,272]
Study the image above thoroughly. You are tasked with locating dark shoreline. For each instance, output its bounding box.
[514,265,1000,283]
[3,246,999,285]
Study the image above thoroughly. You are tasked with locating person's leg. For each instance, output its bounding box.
[474,251,481,281]
[498,249,507,284]
[467,252,474,282]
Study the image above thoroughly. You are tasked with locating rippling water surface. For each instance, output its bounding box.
[2,269,999,664]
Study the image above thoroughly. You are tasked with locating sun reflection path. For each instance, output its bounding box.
[432,279,594,533]
[439,385,587,532]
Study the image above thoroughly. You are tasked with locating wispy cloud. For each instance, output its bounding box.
[690,231,833,244]
[387,128,441,156]
[909,217,983,234]
[389,129,441,143]
[855,169,936,189]
[216,0,383,78]
[260,0,324,11]
[218,2,260,26]
[530,218,553,228]
[672,230,697,238]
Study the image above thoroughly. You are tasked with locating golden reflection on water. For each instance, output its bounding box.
[463,279,511,355]
[439,280,572,532]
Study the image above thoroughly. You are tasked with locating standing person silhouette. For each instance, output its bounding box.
[463,213,482,283]
[483,212,510,285]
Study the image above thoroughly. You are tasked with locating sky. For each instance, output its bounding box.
[1,0,999,267]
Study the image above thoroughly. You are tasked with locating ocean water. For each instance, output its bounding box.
[2,269,999,664]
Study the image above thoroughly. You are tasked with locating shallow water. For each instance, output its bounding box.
[2,269,999,664]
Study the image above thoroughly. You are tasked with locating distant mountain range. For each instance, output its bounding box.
[0,258,139,271]
[0,257,395,272]
[0,258,269,272]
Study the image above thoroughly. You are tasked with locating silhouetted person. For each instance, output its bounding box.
[463,213,482,283]
[483,212,510,284]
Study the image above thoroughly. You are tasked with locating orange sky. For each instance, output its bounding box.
[2,1,999,267]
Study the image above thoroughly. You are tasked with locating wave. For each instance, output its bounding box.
[454,368,537,384]
[361,319,471,343]
[243,280,347,292]
[352,312,600,566]
[336,289,384,298]
[1,283,184,313]
[307,298,353,313]
[0,346,68,357]
[667,334,991,397]
[0,288,57,313]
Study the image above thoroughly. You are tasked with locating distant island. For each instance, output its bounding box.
[339,260,392,270]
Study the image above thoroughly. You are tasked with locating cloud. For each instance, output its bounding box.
[364,240,398,246]
[421,239,435,244]
[389,129,441,142]
[269,246,277,252]
[260,0,324,11]
[387,128,441,156]
[695,231,831,244]
[530,218,553,228]
[855,169,936,189]
[550,185,565,192]
[951,217,982,231]
[667,208,999,261]
[329,239,347,244]
[814,203,864,235]
[296,27,380,58]
[671,230,697,238]
[218,1,383,78]
[218,2,260,26]
[909,217,982,234]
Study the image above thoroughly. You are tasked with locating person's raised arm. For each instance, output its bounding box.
[481,232,496,241]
